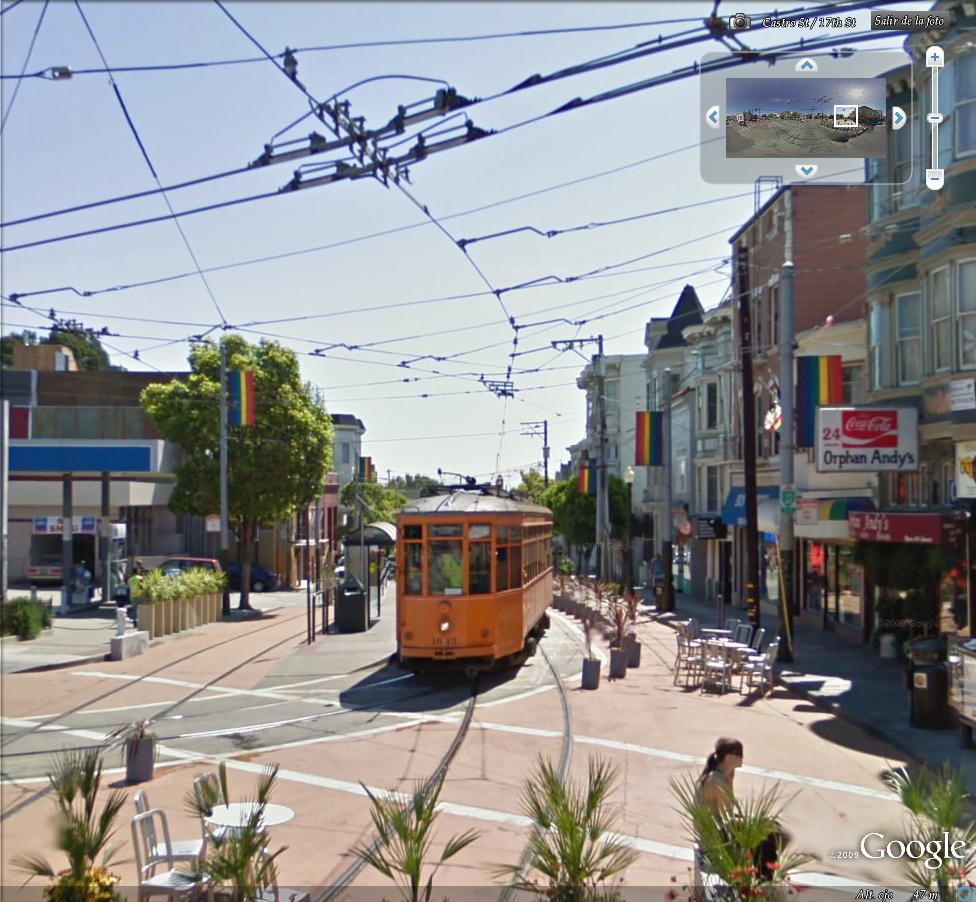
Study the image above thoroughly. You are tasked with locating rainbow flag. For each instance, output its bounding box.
[796,355,843,447]
[358,456,374,482]
[227,370,255,427]
[577,461,596,495]
[635,411,663,466]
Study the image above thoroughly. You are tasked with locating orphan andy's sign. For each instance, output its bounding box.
[816,407,919,472]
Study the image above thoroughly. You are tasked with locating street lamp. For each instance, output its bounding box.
[623,466,635,593]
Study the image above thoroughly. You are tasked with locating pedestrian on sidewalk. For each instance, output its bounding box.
[699,736,783,881]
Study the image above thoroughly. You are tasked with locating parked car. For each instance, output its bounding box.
[226,562,279,592]
[26,553,63,584]
[159,557,222,578]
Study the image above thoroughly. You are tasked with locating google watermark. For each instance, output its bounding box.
[858,832,971,871]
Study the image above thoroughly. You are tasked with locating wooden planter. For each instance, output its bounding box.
[151,603,164,639]
[625,636,642,668]
[126,737,155,783]
[137,603,153,637]
[581,657,601,690]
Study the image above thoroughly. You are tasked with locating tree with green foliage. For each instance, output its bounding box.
[542,476,628,574]
[1,325,117,370]
[141,336,333,609]
[340,480,407,531]
[516,470,547,505]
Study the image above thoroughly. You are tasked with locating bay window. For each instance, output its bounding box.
[930,268,952,372]
[896,292,922,384]
[960,261,976,369]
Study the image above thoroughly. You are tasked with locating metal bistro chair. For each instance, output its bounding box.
[724,618,741,635]
[732,623,753,645]
[132,808,212,902]
[700,640,734,694]
[750,626,766,653]
[134,789,206,871]
[674,629,704,687]
[741,637,780,695]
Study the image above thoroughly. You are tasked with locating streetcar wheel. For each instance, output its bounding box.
[524,636,538,658]
[464,665,480,681]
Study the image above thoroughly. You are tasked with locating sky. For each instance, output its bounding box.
[726,77,889,115]
[0,1,919,486]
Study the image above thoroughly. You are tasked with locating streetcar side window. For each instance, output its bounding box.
[509,543,523,588]
[469,540,491,594]
[428,540,463,595]
[404,542,423,595]
[404,525,422,540]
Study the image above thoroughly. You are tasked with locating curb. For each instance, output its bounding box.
[651,612,931,766]
[7,652,110,674]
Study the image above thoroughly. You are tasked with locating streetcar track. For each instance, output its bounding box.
[313,678,481,902]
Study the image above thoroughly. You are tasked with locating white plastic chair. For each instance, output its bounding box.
[134,789,205,869]
[132,808,212,902]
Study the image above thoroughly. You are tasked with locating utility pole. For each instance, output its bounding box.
[662,368,675,613]
[219,340,230,617]
[595,336,610,582]
[736,244,762,629]
[1,400,8,603]
[778,190,796,662]
[520,421,550,486]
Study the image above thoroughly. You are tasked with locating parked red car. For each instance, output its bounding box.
[159,557,222,577]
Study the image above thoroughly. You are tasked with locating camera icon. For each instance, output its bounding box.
[728,12,752,30]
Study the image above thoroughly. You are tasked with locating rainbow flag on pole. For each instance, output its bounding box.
[795,355,843,447]
[634,411,663,466]
[577,461,596,495]
[227,370,255,427]
[358,456,374,482]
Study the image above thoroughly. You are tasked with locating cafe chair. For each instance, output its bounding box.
[740,637,780,695]
[750,626,766,652]
[134,789,206,868]
[724,618,741,635]
[192,772,230,845]
[733,623,753,645]
[700,640,734,694]
[132,808,213,902]
[674,630,703,686]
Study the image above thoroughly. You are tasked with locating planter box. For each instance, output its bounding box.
[126,737,155,783]
[151,603,164,639]
[626,637,642,668]
[609,648,627,679]
[137,603,153,637]
[581,657,601,690]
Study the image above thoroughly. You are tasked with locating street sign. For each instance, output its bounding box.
[695,517,728,540]
[780,488,796,514]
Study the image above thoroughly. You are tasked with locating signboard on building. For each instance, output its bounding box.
[32,516,97,534]
[795,499,819,526]
[951,379,976,412]
[780,486,796,514]
[956,440,976,500]
[848,511,962,545]
[816,407,918,472]
[205,514,221,533]
[695,517,727,540]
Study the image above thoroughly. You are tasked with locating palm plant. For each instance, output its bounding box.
[886,764,976,894]
[608,598,629,649]
[671,774,812,896]
[496,755,637,902]
[13,748,128,902]
[354,772,480,902]
[183,761,286,902]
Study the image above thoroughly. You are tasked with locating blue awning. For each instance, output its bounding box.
[721,486,779,527]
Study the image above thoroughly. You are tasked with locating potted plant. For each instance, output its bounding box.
[106,719,156,784]
[624,591,641,668]
[13,748,127,902]
[671,772,812,897]
[495,755,636,898]
[185,761,287,902]
[581,618,601,690]
[886,764,976,897]
[606,599,628,679]
[355,770,480,902]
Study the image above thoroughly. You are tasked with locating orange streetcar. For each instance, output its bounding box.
[396,487,553,676]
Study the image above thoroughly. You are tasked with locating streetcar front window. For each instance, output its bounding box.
[404,543,423,595]
[428,540,463,595]
[469,541,491,594]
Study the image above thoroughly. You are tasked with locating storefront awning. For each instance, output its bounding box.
[795,495,874,540]
[817,497,875,521]
[721,486,779,528]
[848,511,963,545]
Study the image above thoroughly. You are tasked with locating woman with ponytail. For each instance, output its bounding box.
[698,737,744,818]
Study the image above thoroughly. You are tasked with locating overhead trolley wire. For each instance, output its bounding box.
[0,0,48,134]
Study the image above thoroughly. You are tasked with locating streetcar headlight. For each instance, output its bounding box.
[439,618,451,633]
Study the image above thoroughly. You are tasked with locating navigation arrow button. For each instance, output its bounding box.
[795,58,818,72]
[795,163,818,178]
[706,105,721,129]
[891,106,907,130]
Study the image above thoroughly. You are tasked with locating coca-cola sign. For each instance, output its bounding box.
[840,410,899,448]
[817,407,918,472]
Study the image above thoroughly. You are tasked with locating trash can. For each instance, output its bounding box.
[907,639,950,729]
[336,577,368,633]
